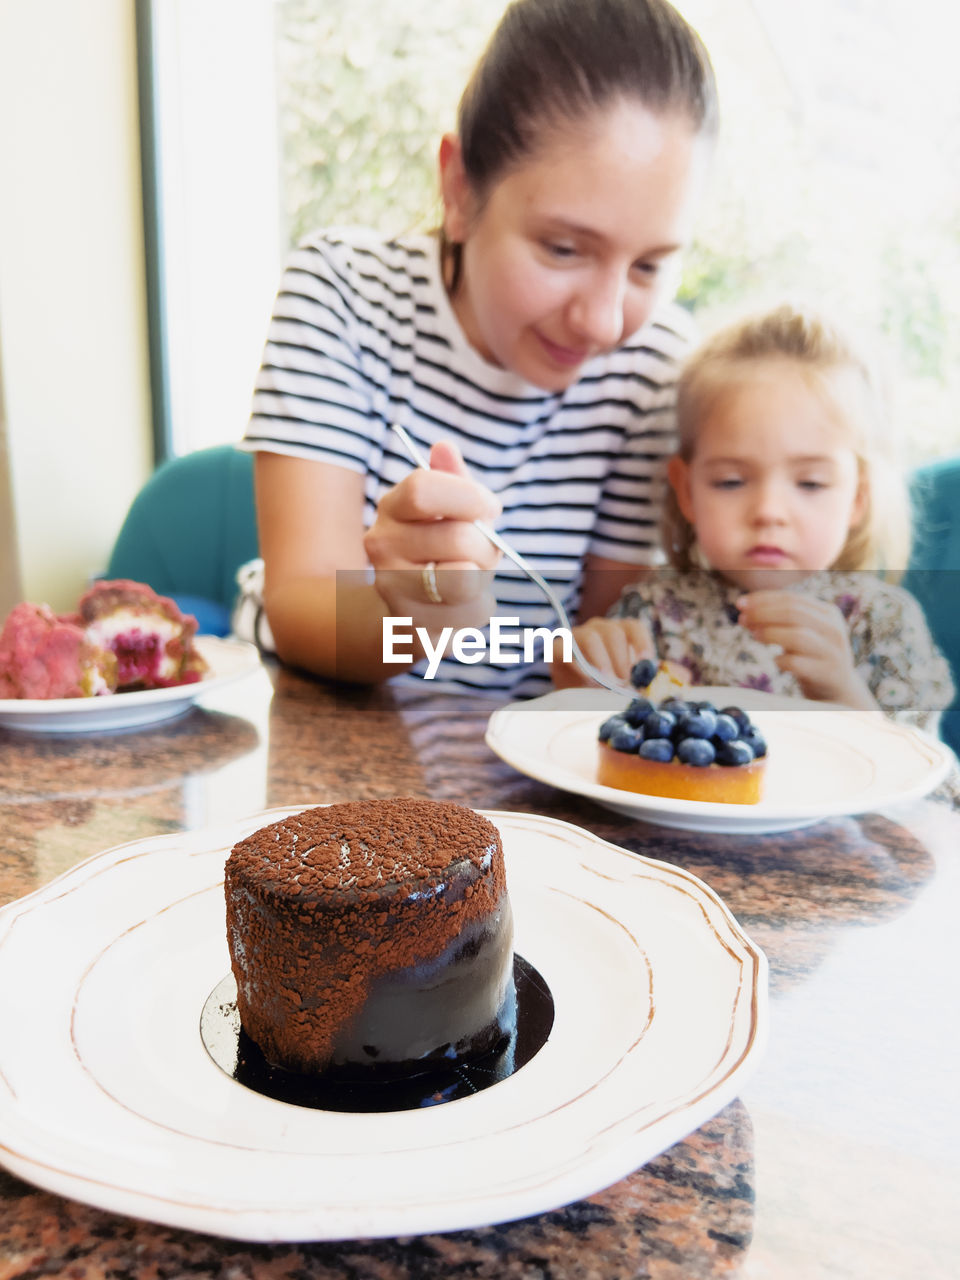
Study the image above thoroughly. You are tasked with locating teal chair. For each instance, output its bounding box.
[903,456,960,754]
[105,445,259,635]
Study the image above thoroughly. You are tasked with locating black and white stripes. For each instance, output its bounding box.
[242,229,694,694]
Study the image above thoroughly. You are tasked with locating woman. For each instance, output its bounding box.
[241,0,717,694]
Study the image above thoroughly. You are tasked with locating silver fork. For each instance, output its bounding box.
[391,423,637,700]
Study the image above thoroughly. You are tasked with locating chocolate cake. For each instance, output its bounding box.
[224,798,516,1076]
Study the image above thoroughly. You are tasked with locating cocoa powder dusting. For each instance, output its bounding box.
[228,797,499,896]
[224,798,508,1072]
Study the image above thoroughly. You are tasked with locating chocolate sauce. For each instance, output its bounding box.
[200,955,554,1113]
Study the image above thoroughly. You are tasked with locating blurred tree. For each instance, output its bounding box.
[275,0,960,463]
[277,0,501,244]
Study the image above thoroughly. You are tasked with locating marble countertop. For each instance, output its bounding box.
[1,660,957,1279]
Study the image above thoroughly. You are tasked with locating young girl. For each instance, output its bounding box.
[238,0,717,694]
[560,304,954,734]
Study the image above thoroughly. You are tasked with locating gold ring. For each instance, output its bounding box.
[421,561,443,605]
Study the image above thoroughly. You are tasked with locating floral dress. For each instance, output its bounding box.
[611,569,955,736]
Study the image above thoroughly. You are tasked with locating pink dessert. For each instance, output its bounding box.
[0,602,117,699]
[0,580,207,700]
[76,580,207,690]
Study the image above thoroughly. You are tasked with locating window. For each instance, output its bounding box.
[141,0,283,457]
[147,0,960,464]
[675,0,960,464]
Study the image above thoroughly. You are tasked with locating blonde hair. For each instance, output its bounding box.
[662,303,911,575]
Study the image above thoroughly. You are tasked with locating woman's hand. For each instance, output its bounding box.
[551,617,655,690]
[364,442,503,629]
[737,590,878,710]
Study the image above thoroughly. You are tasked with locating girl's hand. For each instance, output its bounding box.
[551,617,655,690]
[364,441,502,625]
[737,590,878,710]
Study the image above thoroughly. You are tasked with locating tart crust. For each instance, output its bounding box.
[597,741,765,804]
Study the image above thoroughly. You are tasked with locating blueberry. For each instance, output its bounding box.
[623,696,653,727]
[630,658,658,690]
[609,726,644,753]
[677,707,718,739]
[716,739,755,766]
[639,737,674,762]
[720,705,752,733]
[676,737,717,766]
[694,700,718,714]
[642,708,677,739]
[660,697,690,718]
[711,713,740,743]
[742,729,767,758]
[598,714,628,741]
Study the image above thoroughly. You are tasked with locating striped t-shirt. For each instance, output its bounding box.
[241,228,695,695]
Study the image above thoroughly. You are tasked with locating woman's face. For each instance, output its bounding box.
[440,99,709,390]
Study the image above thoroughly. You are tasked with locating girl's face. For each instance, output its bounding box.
[668,360,867,591]
[439,100,709,390]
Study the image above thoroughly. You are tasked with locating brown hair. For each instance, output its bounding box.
[662,303,912,574]
[443,0,718,289]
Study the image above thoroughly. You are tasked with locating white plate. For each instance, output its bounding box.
[0,806,766,1242]
[486,687,955,834]
[0,635,261,732]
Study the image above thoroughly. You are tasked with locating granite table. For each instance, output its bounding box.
[0,658,957,1279]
